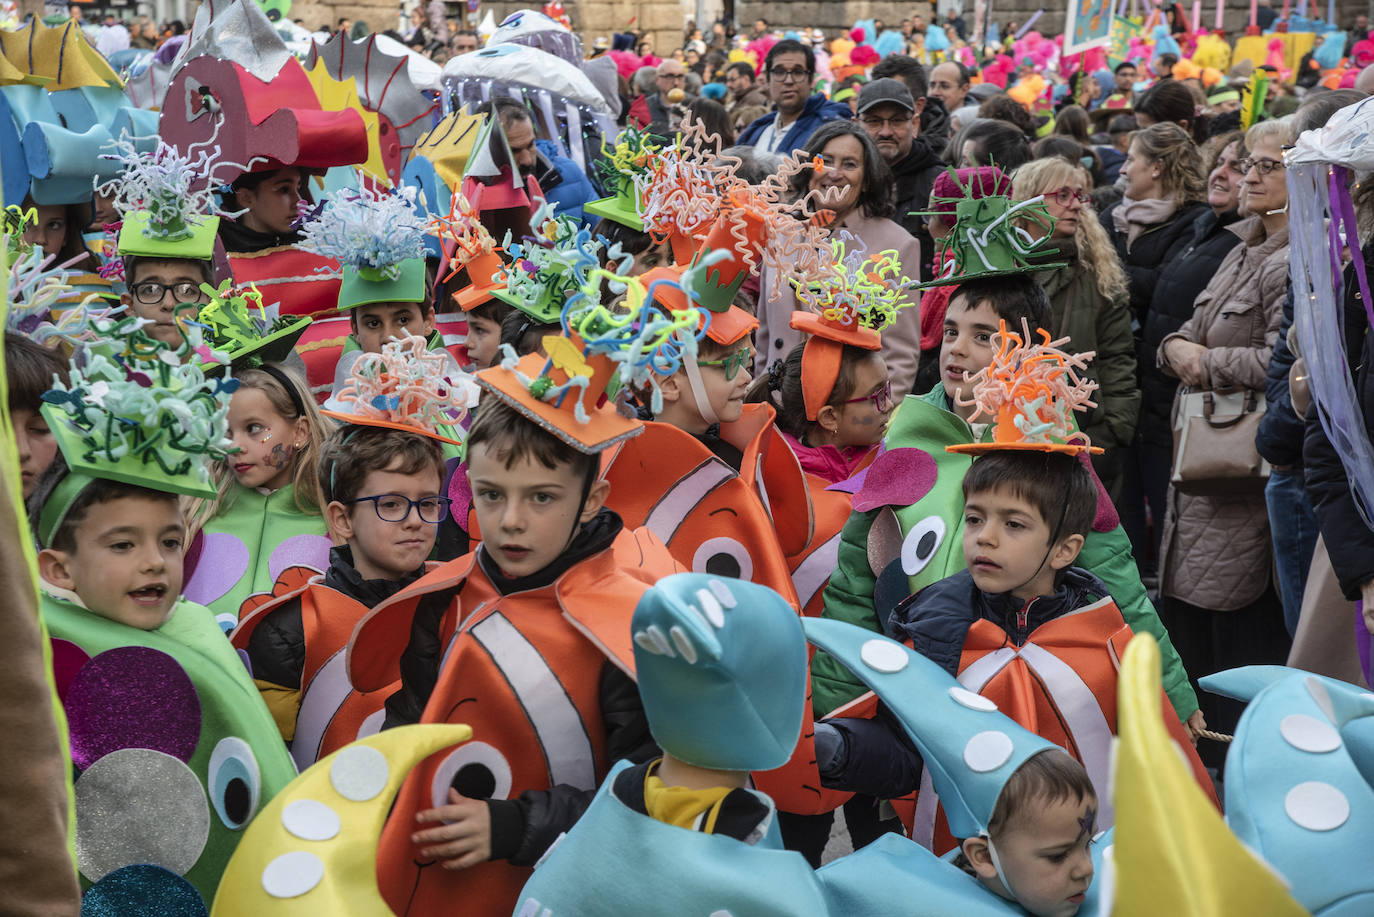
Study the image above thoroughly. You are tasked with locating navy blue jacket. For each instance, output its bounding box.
[736,94,853,154]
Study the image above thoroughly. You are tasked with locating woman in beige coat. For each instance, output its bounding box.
[1155,118,1293,761]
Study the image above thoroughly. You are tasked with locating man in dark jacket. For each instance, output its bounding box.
[854,78,941,281]
[724,60,768,112]
[737,39,852,154]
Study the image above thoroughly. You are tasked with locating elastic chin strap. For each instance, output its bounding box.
[561,458,600,554]
[681,354,720,427]
[983,834,1018,902]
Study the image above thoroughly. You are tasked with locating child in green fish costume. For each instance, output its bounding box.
[32,316,297,911]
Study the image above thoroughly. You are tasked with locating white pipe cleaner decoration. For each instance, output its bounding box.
[297,184,429,279]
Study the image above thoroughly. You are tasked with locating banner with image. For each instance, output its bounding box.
[1063,0,1114,54]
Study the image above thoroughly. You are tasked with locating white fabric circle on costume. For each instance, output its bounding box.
[262,850,324,898]
[329,745,389,802]
[1284,781,1350,832]
[964,730,1015,773]
[281,798,341,841]
[1280,714,1342,754]
[949,687,997,712]
[860,639,908,674]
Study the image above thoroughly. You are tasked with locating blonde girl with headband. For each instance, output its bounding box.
[183,364,334,628]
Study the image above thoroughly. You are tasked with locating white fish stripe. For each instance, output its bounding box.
[471,613,598,791]
[642,459,735,544]
[792,532,842,610]
[292,650,352,771]
[1018,643,1117,829]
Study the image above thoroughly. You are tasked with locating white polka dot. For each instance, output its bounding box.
[261,850,324,898]
[707,579,737,608]
[860,639,908,674]
[949,687,997,712]
[1284,781,1350,832]
[1305,678,1336,720]
[964,730,1015,773]
[695,589,725,628]
[330,745,390,802]
[281,799,341,841]
[1280,714,1342,753]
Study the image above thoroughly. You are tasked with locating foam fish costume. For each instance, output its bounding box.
[514,574,829,916]
[824,321,1213,849]
[812,193,1199,728]
[1112,635,1308,916]
[1199,664,1372,915]
[346,283,688,916]
[806,617,1113,916]
[35,316,297,910]
[209,725,474,915]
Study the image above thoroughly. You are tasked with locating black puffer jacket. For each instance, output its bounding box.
[890,135,945,282]
[1102,198,1212,329]
[1129,205,1240,448]
[1256,284,1303,468]
[1305,245,1374,600]
[246,545,428,690]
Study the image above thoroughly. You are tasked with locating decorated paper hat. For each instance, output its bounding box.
[37,315,237,546]
[476,263,706,452]
[429,190,506,312]
[322,334,478,447]
[632,573,807,772]
[802,616,1058,839]
[637,127,721,264]
[490,206,606,324]
[947,319,1101,455]
[191,279,312,371]
[584,127,660,231]
[919,171,1066,288]
[297,184,430,311]
[787,233,913,421]
[102,137,222,261]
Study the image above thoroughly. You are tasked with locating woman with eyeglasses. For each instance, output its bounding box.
[1128,130,1247,574]
[754,122,923,396]
[1011,157,1138,501]
[1152,118,1294,764]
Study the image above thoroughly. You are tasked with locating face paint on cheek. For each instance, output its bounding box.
[264,443,294,470]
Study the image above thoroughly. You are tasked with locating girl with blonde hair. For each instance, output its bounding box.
[1013,157,1139,498]
[183,364,335,626]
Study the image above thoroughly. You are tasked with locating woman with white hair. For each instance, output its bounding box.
[1155,117,1296,763]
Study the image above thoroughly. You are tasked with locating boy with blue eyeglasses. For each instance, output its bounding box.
[233,337,470,761]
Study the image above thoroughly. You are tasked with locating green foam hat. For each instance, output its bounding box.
[116,208,220,261]
[37,315,237,546]
[191,281,313,372]
[337,257,429,311]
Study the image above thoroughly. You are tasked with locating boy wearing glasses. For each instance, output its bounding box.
[236,421,450,748]
[234,336,471,756]
[121,257,215,347]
